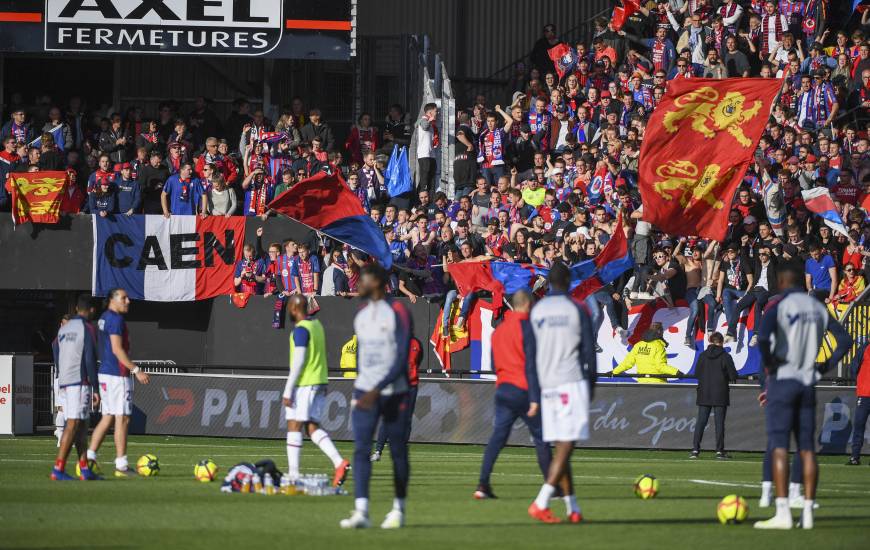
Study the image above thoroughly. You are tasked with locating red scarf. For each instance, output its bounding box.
[432,122,440,148]
[248,178,270,215]
[760,13,784,54]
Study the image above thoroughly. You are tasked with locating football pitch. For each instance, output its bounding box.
[0,436,868,549]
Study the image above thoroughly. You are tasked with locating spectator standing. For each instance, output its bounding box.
[114,163,141,216]
[224,99,253,153]
[292,243,321,296]
[99,114,129,164]
[690,332,738,459]
[41,106,72,150]
[300,109,335,151]
[204,173,237,217]
[0,107,35,145]
[161,162,199,217]
[138,152,169,214]
[416,103,439,196]
[88,178,117,217]
[530,24,562,75]
[345,113,379,165]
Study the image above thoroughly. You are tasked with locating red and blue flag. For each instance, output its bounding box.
[802,187,849,238]
[547,43,577,80]
[268,171,393,268]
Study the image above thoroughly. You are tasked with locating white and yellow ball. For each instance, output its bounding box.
[194,459,218,482]
[717,494,749,524]
[136,454,160,477]
[634,474,659,499]
[75,459,102,478]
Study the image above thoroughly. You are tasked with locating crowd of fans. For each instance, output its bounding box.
[2,0,870,349]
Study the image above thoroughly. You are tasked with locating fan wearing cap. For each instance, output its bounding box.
[114,163,141,216]
[88,173,117,218]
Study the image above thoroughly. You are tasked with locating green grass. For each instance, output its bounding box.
[0,436,868,549]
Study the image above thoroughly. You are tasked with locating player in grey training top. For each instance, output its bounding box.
[526,262,596,524]
[754,262,851,531]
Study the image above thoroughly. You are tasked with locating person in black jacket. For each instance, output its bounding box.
[727,245,778,346]
[691,332,738,459]
[299,109,335,151]
[98,114,129,163]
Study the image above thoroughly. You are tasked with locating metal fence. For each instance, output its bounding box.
[836,287,870,379]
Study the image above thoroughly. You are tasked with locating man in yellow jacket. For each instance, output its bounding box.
[612,322,680,384]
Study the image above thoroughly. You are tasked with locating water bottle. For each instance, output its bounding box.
[279,474,289,495]
[252,473,262,494]
[241,476,251,493]
[264,473,275,495]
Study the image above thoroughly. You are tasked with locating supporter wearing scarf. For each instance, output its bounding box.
[247,175,272,216]
[760,9,785,56]
[527,107,552,151]
[477,127,505,167]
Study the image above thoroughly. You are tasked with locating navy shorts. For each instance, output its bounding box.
[766,378,816,452]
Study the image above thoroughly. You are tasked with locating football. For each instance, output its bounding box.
[194,459,218,482]
[136,454,160,477]
[74,459,102,478]
[717,495,749,525]
[634,474,659,499]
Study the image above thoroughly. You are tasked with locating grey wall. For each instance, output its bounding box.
[357,0,611,80]
[0,215,444,371]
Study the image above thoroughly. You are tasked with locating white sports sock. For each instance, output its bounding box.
[115,455,128,471]
[87,449,97,461]
[564,494,579,514]
[534,484,556,510]
[775,497,791,520]
[789,482,801,499]
[355,498,369,514]
[311,429,343,467]
[393,498,405,512]
[286,432,303,478]
[761,481,772,499]
[802,500,814,526]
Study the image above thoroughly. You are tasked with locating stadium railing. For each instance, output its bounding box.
[836,286,870,378]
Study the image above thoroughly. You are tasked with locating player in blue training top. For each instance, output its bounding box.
[50,294,100,480]
[87,288,150,477]
[340,264,412,530]
[526,262,597,525]
[753,262,851,531]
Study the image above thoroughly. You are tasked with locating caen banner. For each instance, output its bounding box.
[4,171,68,225]
[93,215,245,302]
[639,78,781,239]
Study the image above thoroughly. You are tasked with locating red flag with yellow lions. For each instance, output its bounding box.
[639,78,781,240]
[4,171,69,225]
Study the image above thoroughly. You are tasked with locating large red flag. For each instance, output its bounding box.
[638,78,781,240]
[5,171,68,225]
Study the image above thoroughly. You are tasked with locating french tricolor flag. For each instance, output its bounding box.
[801,187,849,238]
[93,215,245,301]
